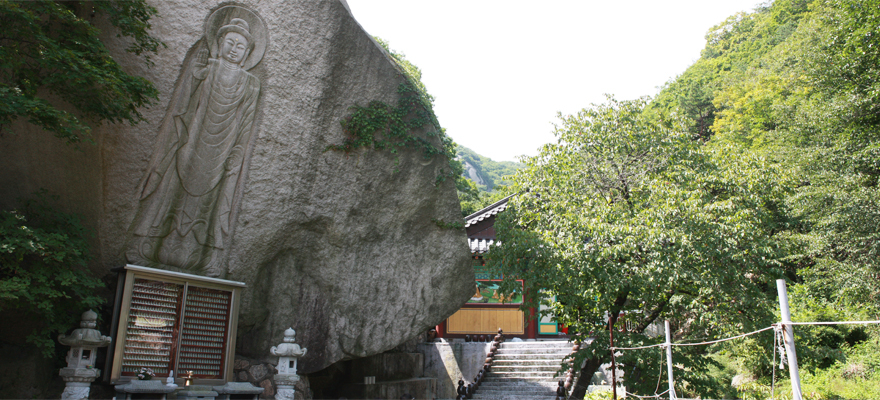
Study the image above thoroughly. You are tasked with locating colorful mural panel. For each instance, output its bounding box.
[467,280,523,304]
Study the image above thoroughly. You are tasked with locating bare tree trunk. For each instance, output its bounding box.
[571,293,626,399]
[569,356,605,400]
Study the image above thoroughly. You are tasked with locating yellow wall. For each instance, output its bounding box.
[446,308,524,335]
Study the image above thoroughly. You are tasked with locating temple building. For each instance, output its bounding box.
[435,195,564,340]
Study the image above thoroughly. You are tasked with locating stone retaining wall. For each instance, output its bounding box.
[417,341,491,399]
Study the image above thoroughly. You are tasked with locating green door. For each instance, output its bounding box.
[538,294,558,335]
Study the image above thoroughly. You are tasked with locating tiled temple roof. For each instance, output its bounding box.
[464,194,516,254]
[464,194,515,229]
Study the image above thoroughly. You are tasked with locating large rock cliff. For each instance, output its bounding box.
[0,0,472,374]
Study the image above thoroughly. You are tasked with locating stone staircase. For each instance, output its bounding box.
[473,340,572,400]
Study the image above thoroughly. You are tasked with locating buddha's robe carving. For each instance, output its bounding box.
[128,13,263,276]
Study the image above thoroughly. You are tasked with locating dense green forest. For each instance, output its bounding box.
[456,145,524,191]
[487,0,880,398]
[456,145,523,216]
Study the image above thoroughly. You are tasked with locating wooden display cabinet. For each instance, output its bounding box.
[108,265,245,385]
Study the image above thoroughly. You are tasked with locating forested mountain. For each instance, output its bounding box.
[456,145,524,192]
[455,145,523,216]
[489,0,880,398]
[651,0,880,395]
[653,0,880,328]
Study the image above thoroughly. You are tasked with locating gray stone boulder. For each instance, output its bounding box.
[0,0,472,374]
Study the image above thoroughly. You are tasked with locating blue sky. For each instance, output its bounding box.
[345,1,763,162]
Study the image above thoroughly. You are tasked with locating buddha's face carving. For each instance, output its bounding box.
[220,32,249,64]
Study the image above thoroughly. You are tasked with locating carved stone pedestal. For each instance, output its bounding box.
[274,375,300,400]
[214,382,265,400]
[114,380,177,400]
[177,385,218,400]
[60,381,91,400]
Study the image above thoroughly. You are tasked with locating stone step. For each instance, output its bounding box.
[485,376,558,382]
[485,375,559,381]
[491,365,563,373]
[484,374,558,381]
[498,344,572,350]
[473,393,556,399]
[474,388,556,396]
[478,381,559,387]
[474,342,573,400]
[475,386,556,394]
[496,348,573,355]
[493,353,571,360]
[492,360,566,367]
[477,385,555,390]
[499,341,572,346]
[493,357,563,362]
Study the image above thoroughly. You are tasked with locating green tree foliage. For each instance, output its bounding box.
[664,0,880,318]
[649,0,880,392]
[475,0,880,395]
[651,0,811,144]
[0,193,103,357]
[0,1,161,358]
[0,0,163,145]
[459,186,512,217]
[486,97,787,398]
[780,0,880,316]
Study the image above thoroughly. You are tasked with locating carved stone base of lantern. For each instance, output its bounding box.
[276,385,296,400]
[60,367,101,381]
[275,373,300,386]
[61,382,91,400]
[59,368,100,400]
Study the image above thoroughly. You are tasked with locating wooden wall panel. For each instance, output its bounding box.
[446,308,524,334]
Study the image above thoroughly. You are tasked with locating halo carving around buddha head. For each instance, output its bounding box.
[205,5,267,70]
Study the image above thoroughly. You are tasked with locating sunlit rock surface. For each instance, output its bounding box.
[0,0,472,373]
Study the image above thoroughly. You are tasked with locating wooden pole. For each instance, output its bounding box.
[609,314,617,399]
[776,279,803,400]
[664,321,676,400]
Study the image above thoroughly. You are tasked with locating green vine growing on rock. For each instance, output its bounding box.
[431,218,465,230]
[326,38,462,185]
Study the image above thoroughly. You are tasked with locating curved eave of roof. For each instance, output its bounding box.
[464,193,516,229]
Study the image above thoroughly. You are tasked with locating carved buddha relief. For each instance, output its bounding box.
[127,6,266,277]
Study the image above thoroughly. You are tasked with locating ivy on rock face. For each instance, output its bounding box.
[327,39,461,185]
[328,83,454,172]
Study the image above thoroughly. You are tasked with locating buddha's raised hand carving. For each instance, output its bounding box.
[127,6,266,277]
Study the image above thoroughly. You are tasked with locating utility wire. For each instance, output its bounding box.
[624,388,670,399]
[775,320,880,326]
[603,319,880,400]
[611,326,773,351]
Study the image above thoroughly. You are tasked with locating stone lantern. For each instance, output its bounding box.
[58,310,112,400]
[270,327,307,400]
